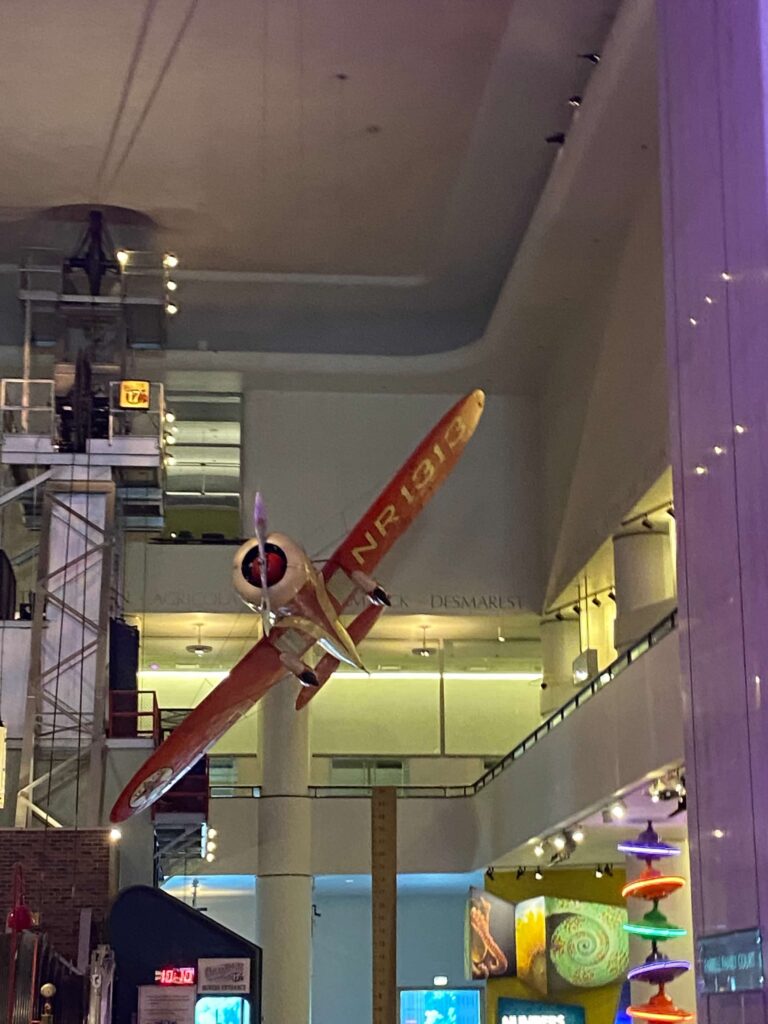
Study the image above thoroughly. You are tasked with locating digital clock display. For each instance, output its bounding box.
[154,967,196,986]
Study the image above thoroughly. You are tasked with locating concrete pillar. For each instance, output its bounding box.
[539,617,581,715]
[658,0,768,1018]
[612,529,675,651]
[256,679,312,1024]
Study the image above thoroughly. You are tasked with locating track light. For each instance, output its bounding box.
[609,800,626,820]
[163,253,179,270]
[604,864,613,877]
[166,280,178,292]
[553,835,567,852]
[546,132,566,146]
[516,866,526,880]
[116,249,129,266]
[568,95,582,108]
[572,827,585,844]
[571,604,581,616]
[641,517,653,530]
[555,612,565,621]
[485,866,495,881]
[666,507,675,519]
[533,843,545,858]
[109,827,122,842]
[165,411,176,424]
[579,52,601,64]
[595,866,603,879]
[591,596,601,608]
[534,868,543,881]
[166,302,179,316]
[497,626,506,643]
[608,590,616,602]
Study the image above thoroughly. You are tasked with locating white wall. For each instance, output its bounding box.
[164,878,474,1024]
[312,892,473,1024]
[241,391,543,612]
[0,622,31,738]
[206,631,683,876]
[541,181,670,606]
[141,669,542,763]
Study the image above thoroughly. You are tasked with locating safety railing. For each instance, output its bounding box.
[207,608,679,801]
[0,379,56,438]
[107,690,161,743]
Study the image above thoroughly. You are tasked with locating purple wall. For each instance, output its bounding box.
[657,0,768,1020]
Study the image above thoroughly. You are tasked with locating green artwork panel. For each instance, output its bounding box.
[515,897,628,995]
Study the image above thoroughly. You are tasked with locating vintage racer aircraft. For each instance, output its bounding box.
[111,389,485,821]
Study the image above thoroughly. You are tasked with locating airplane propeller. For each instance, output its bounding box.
[253,492,272,636]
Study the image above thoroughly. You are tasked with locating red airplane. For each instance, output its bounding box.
[111,389,485,821]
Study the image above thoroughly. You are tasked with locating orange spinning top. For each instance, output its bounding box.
[627,989,695,1023]
[622,865,685,902]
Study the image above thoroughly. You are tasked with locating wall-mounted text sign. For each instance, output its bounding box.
[197,958,251,994]
[698,928,764,994]
[498,998,585,1024]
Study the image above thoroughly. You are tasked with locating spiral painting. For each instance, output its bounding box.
[515,896,628,995]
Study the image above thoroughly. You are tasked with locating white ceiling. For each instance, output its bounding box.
[496,773,687,870]
[0,0,626,359]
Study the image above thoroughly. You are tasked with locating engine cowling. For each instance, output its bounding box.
[233,532,313,612]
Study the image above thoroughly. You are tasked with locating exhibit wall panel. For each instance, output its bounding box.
[486,869,627,1024]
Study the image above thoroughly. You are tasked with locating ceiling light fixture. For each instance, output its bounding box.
[166,280,178,292]
[116,250,129,266]
[609,800,627,820]
[572,828,585,844]
[497,625,506,643]
[553,835,567,852]
[186,625,213,658]
[163,253,179,270]
[166,302,179,316]
[412,626,436,658]
[533,843,545,858]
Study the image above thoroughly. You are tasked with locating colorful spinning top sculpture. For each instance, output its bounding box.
[618,822,694,1023]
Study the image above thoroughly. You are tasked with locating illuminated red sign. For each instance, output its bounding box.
[154,967,196,986]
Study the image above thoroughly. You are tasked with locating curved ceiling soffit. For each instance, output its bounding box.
[159,0,657,395]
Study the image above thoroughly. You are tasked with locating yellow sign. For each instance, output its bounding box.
[119,380,151,409]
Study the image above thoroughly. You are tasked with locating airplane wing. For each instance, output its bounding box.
[302,388,485,705]
[110,638,285,822]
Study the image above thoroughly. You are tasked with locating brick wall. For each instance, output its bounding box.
[0,829,116,963]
